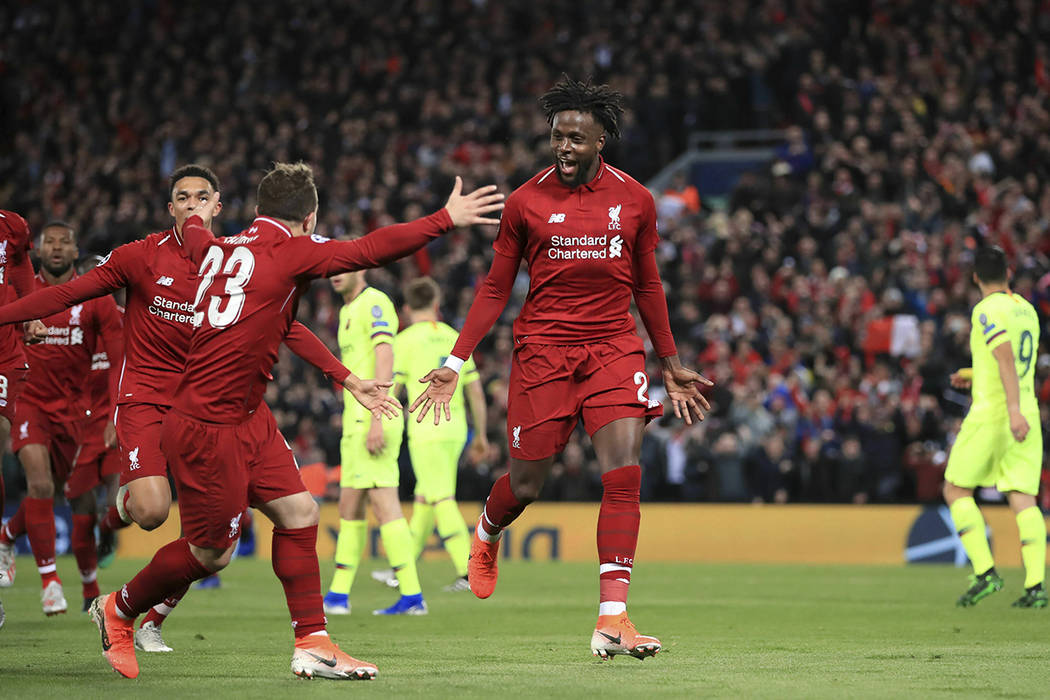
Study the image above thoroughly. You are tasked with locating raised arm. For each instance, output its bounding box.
[314,178,504,278]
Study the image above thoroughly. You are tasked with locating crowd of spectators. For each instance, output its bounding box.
[4,0,1050,506]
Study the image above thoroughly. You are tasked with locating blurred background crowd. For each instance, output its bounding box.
[3,0,1050,505]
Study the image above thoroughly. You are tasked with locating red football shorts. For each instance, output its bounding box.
[114,402,171,485]
[0,365,28,425]
[506,333,663,461]
[66,416,122,500]
[11,399,82,484]
[162,403,305,549]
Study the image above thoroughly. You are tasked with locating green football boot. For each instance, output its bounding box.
[956,569,1004,607]
[1011,584,1048,608]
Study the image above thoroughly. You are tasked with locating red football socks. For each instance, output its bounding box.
[597,465,641,614]
[141,584,190,628]
[0,501,25,544]
[25,497,59,587]
[99,505,131,534]
[479,473,527,538]
[115,537,210,620]
[272,525,325,638]
[72,513,100,600]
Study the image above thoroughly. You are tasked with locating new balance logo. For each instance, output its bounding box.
[608,204,622,230]
[156,276,174,287]
[512,425,521,449]
[548,213,566,223]
[128,447,141,470]
[609,235,623,258]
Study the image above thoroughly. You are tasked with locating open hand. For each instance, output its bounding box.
[343,376,401,421]
[410,367,459,424]
[443,176,505,227]
[662,365,714,425]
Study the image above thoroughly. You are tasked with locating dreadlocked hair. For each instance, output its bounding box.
[539,76,625,140]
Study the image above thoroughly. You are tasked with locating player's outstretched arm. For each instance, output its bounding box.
[318,177,504,277]
[660,355,714,425]
[284,321,351,385]
[344,375,402,421]
[410,367,459,425]
[0,272,120,327]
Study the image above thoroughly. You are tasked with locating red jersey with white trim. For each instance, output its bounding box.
[175,210,453,424]
[0,210,35,367]
[0,227,352,409]
[450,158,676,359]
[22,273,124,422]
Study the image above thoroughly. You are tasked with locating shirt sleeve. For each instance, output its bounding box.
[283,321,351,385]
[491,192,526,259]
[0,249,132,326]
[449,251,520,361]
[366,294,397,350]
[631,193,677,358]
[975,305,1010,353]
[286,209,454,279]
[93,295,125,417]
[0,210,35,298]
[179,216,216,266]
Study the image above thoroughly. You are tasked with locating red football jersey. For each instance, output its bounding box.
[450,158,677,359]
[22,273,124,421]
[175,210,453,423]
[0,210,35,367]
[0,227,351,408]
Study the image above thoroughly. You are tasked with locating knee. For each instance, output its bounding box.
[942,481,965,505]
[135,507,169,531]
[298,497,320,527]
[27,481,54,499]
[509,475,542,505]
[191,544,233,573]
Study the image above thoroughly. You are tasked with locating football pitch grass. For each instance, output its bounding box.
[2,558,1049,698]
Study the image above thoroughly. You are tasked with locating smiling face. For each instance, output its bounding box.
[549,110,605,187]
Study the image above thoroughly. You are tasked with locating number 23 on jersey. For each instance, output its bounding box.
[192,245,256,329]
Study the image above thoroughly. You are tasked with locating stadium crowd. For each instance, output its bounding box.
[3,0,1050,505]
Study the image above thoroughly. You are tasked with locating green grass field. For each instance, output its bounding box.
[1,556,1049,698]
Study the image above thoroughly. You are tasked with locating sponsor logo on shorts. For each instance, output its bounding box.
[512,425,521,449]
[128,447,141,470]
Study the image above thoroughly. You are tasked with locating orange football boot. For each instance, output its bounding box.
[467,523,500,599]
[90,593,139,678]
[590,612,661,660]
[291,634,377,680]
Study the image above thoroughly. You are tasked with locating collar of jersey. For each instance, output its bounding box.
[549,156,607,192]
[253,216,293,238]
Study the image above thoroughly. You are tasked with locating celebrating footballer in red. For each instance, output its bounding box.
[412,77,712,661]
[86,162,503,680]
